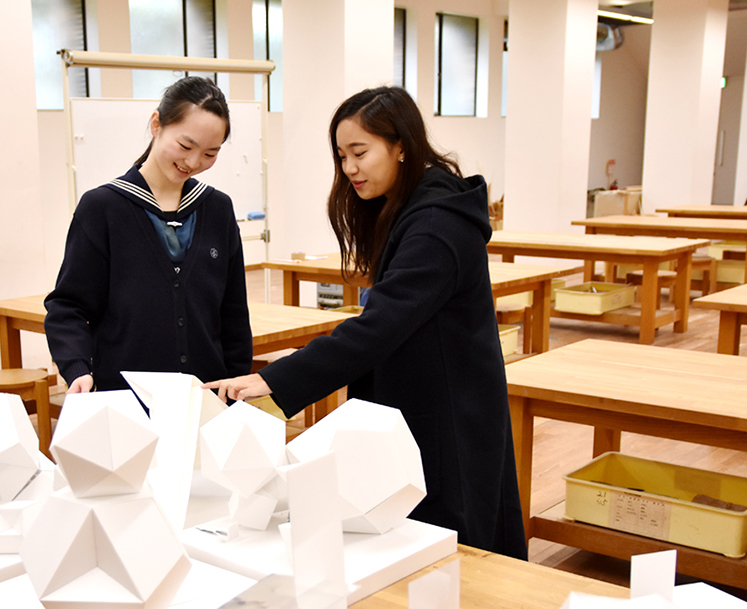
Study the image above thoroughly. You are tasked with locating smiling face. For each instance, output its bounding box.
[141,104,226,190]
[336,117,403,201]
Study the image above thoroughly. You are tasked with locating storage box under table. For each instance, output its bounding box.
[716,259,745,284]
[498,324,519,356]
[563,452,747,558]
[554,282,635,315]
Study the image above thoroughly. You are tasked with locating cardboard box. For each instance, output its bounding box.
[498,324,519,356]
[563,452,747,558]
[554,282,635,315]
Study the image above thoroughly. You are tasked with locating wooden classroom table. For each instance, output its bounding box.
[572,214,747,283]
[264,254,571,353]
[486,231,709,345]
[351,544,628,608]
[505,339,747,589]
[657,204,747,220]
[0,295,353,369]
[262,253,367,307]
[692,282,747,355]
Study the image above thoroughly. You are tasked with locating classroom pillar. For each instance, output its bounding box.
[0,2,47,299]
[732,20,747,206]
[503,0,598,233]
[279,0,393,269]
[92,0,133,98]
[641,0,728,212]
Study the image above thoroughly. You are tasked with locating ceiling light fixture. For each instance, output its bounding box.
[597,10,654,25]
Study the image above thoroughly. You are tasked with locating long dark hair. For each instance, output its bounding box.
[134,76,231,166]
[328,86,461,281]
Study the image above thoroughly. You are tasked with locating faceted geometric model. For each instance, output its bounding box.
[122,371,227,531]
[286,399,427,534]
[50,390,158,498]
[0,393,40,503]
[200,401,287,530]
[21,486,191,608]
[0,500,40,554]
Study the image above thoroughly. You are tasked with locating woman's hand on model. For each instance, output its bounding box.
[67,373,94,394]
[202,373,271,403]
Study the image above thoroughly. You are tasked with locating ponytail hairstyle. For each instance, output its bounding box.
[327,86,461,281]
[134,76,231,166]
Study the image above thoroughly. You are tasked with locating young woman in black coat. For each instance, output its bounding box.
[205,86,526,558]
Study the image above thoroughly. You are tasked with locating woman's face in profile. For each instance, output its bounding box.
[336,118,402,201]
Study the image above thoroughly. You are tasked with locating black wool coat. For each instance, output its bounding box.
[260,167,527,558]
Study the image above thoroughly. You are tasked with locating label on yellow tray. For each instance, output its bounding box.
[606,491,672,540]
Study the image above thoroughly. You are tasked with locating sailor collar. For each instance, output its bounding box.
[103,165,214,222]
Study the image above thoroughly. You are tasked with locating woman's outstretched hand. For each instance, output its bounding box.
[202,373,271,403]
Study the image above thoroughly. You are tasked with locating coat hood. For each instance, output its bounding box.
[396,166,492,243]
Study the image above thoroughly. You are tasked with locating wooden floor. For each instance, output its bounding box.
[246,265,747,599]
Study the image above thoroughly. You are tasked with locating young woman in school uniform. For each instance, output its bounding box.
[205,86,526,558]
[45,76,253,395]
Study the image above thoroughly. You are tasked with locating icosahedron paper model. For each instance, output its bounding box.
[50,390,158,498]
[286,398,426,534]
[21,389,191,608]
[200,401,287,529]
[0,393,40,503]
[21,486,191,608]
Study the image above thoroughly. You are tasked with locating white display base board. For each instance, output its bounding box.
[0,559,256,609]
[182,516,457,605]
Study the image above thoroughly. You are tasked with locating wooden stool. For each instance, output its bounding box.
[495,303,532,354]
[0,369,58,459]
[625,269,676,309]
[691,254,717,295]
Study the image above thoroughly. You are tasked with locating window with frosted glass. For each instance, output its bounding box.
[253,0,283,112]
[394,8,406,88]
[32,0,88,110]
[130,0,216,99]
[434,13,477,117]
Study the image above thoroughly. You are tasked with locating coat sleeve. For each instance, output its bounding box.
[44,201,110,386]
[259,225,460,418]
[219,222,254,377]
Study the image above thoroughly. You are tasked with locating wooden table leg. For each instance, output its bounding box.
[583,260,595,282]
[717,311,741,355]
[592,427,621,457]
[530,280,551,353]
[672,252,691,334]
[283,271,300,306]
[0,315,23,369]
[341,284,358,307]
[313,391,338,422]
[509,395,534,540]
[638,259,659,344]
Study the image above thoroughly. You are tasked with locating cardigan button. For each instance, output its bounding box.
[173,279,181,288]
[177,317,185,327]
[180,355,188,364]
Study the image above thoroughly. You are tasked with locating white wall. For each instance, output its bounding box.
[588,25,651,190]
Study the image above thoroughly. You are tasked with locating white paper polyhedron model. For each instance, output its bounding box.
[21,486,191,608]
[0,393,40,503]
[50,390,158,498]
[286,398,427,534]
[0,500,41,554]
[200,401,287,497]
[200,401,287,530]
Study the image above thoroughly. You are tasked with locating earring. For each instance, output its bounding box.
[399,156,404,163]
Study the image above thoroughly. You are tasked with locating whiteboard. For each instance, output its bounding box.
[70,98,264,221]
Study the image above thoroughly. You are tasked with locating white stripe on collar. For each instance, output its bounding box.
[109,178,208,212]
